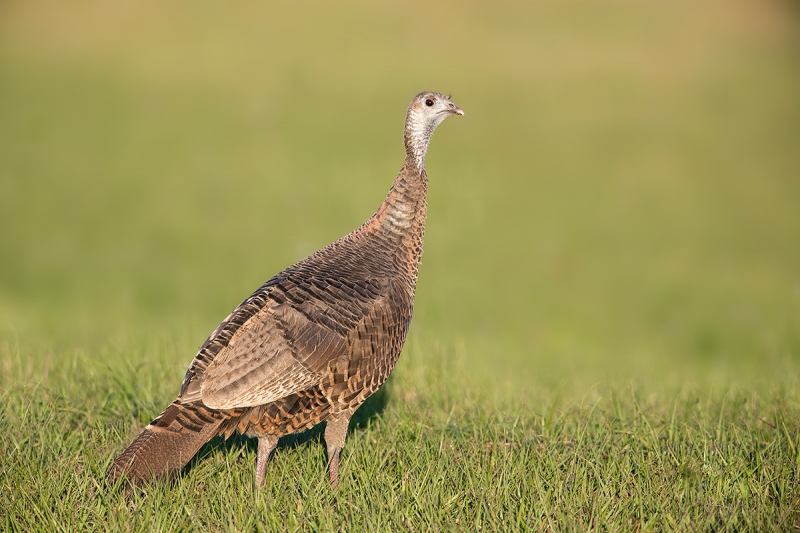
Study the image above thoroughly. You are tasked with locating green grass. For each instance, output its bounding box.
[1,0,799,530]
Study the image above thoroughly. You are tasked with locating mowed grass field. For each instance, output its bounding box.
[1,0,799,530]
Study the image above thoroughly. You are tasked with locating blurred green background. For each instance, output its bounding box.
[1,0,799,391]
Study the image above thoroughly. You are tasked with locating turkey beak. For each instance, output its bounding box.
[453,106,465,116]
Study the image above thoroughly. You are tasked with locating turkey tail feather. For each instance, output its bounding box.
[107,401,224,485]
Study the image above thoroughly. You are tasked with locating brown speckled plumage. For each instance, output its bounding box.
[107,92,463,488]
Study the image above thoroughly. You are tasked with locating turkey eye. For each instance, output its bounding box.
[425,99,434,107]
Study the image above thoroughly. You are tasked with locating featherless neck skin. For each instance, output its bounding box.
[404,104,436,172]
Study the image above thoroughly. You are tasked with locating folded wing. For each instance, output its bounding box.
[183,275,389,410]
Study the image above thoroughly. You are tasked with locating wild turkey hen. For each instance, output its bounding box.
[107,91,464,488]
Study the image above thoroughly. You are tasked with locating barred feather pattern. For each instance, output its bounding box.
[107,92,461,485]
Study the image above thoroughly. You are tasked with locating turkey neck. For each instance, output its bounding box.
[363,109,441,280]
[372,162,427,277]
[367,132,431,281]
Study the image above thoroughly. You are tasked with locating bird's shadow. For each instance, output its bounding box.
[186,381,391,477]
